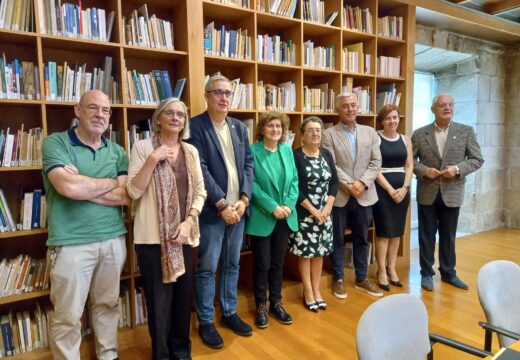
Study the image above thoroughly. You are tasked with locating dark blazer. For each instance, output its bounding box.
[245,141,299,237]
[412,121,484,207]
[293,147,338,220]
[187,111,254,223]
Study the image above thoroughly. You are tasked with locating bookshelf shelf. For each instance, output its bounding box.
[0,290,51,306]
[203,0,254,19]
[40,35,121,52]
[123,46,188,61]
[256,12,301,28]
[377,36,406,46]
[257,62,301,72]
[0,166,42,172]
[303,21,341,36]
[0,99,42,106]
[377,75,406,82]
[0,228,47,239]
[205,55,255,66]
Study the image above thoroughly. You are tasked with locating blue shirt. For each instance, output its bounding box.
[342,123,357,160]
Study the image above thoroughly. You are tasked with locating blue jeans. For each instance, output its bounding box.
[195,217,245,324]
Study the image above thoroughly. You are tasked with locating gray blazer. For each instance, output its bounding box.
[322,123,381,207]
[412,122,484,207]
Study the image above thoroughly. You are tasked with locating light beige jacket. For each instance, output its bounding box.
[127,138,207,246]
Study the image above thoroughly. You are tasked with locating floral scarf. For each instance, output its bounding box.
[152,135,200,283]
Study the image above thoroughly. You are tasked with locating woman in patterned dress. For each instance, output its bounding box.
[290,117,338,311]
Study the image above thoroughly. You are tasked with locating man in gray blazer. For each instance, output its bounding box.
[412,94,483,291]
[322,93,382,299]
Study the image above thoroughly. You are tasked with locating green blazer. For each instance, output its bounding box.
[245,141,299,237]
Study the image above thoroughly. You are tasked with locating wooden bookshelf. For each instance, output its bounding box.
[0,0,414,356]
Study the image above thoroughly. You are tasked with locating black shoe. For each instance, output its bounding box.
[303,298,318,312]
[198,323,224,349]
[269,301,293,325]
[220,313,253,336]
[378,282,390,291]
[255,304,269,329]
[316,299,327,311]
[389,279,403,287]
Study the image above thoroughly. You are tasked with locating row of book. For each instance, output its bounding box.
[344,5,373,34]
[303,0,338,25]
[0,254,50,298]
[0,303,53,356]
[128,123,151,151]
[125,69,186,105]
[0,126,42,168]
[122,4,174,50]
[255,0,298,18]
[0,55,40,100]
[0,188,46,232]
[256,80,296,112]
[377,55,401,78]
[342,43,371,74]
[228,78,254,110]
[210,0,250,8]
[256,34,296,65]
[0,0,35,32]
[43,56,117,103]
[303,41,335,70]
[378,16,404,40]
[38,0,115,42]
[303,84,335,113]
[376,83,401,112]
[203,23,252,60]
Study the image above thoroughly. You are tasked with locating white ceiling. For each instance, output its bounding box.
[415,44,474,72]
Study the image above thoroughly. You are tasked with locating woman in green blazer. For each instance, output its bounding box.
[245,111,299,330]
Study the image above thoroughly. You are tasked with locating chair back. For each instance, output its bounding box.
[356,294,431,360]
[477,260,520,348]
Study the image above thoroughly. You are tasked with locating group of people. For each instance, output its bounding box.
[41,73,483,359]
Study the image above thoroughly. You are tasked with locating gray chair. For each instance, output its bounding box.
[477,260,520,351]
[356,294,492,360]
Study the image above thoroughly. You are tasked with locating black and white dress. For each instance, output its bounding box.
[289,148,338,258]
[373,132,410,238]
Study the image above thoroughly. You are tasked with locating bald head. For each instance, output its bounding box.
[79,90,110,106]
[74,90,112,140]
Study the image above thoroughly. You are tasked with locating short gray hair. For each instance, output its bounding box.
[335,92,358,109]
[431,93,453,107]
[205,74,231,92]
[151,98,190,140]
[301,116,324,134]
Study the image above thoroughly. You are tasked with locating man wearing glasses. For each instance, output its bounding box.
[412,94,483,291]
[42,90,130,360]
[188,74,254,349]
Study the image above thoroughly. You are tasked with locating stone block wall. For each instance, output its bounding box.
[416,25,511,233]
[504,46,520,228]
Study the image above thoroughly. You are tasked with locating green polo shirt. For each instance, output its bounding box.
[42,128,128,246]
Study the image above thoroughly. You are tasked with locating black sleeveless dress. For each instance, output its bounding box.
[373,133,410,237]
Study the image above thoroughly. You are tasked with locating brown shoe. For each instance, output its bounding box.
[354,279,383,297]
[333,279,347,299]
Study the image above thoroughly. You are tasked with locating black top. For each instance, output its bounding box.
[293,147,339,219]
[379,134,407,168]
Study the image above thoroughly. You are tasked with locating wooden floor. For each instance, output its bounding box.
[22,228,520,359]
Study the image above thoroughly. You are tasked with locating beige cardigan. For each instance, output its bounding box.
[127,139,207,246]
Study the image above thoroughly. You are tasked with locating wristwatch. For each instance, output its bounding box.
[455,165,460,175]
[189,214,198,223]
[403,185,410,190]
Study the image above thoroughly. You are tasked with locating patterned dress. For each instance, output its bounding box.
[289,153,333,258]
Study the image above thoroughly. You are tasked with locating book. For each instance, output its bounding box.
[172,78,186,99]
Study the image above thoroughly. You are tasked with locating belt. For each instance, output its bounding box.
[380,167,405,173]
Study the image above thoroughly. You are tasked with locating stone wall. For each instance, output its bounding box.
[416,25,508,233]
[504,46,520,228]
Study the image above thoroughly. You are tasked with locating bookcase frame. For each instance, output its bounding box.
[0,0,415,356]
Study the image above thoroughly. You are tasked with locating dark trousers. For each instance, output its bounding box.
[135,244,194,360]
[331,197,372,282]
[418,191,460,279]
[251,220,290,305]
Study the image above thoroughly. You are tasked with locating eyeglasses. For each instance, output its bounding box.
[208,89,233,98]
[86,104,112,116]
[436,103,454,109]
[162,110,186,119]
[305,128,321,134]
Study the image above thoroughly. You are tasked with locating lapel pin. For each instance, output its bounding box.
[453,136,456,139]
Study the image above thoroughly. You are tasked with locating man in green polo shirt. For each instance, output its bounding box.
[42,90,130,360]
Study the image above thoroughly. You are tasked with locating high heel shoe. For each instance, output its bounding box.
[389,279,403,287]
[377,271,390,291]
[303,298,319,312]
[315,299,327,310]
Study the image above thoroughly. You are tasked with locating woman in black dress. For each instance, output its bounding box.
[289,117,338,311]
[373,105,413,291]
